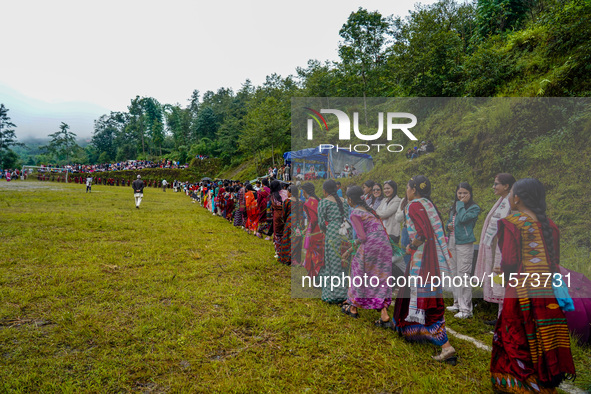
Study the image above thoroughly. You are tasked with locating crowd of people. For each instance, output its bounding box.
[41,159,187,173]
[10,164,580,392]
[185,172,577,393]
[1,168,23,181]
[267,164,291,181]
[1,160,189,183]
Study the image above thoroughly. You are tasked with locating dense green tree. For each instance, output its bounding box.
[91,113,121,162]
[152,118,164,156]
[338,7,390,120]
[215,80,253,164]
[128,96,146,158]
[1,149,19,169]
[0,104,22,168]
[164,104,190,149]
[193,106,218,141]
[476,0,529,37]
[296,60,339,98]
[44,122,78,164]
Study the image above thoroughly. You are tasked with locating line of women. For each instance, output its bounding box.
[193,173,577,393]
[293,175,577,393]
[193,178,297,266]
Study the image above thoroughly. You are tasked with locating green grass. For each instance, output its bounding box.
[0,180,589,393]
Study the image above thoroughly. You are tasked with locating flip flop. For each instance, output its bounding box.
[341,304,359,319]
[375,319,393,329]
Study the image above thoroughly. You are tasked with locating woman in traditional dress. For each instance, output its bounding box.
[279,185,303,266]
[233,183,246,227]
[269,180,284,258]
[445,182,481,319]
[341,186,394,325]
[245,183,258,233]
[216,185,226,218]
[301,182,324,277]
[474,173,516,325]
[224,186,234,221]
[210,183,217,214]
[202,184,210,209]
[256,178,271,239]
[491,178,575,392]
[317,180,349,304]
[392,175,456,363]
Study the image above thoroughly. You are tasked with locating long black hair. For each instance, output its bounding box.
[512,178,557,265]
[363,180,375,195]
[450,182,477,215]
[323,179,346,220]
[383,180,398,205]
[496,173,516,189]
[270,180,281,203]
[301,182,319,201]
[346,185,380,220]
[288,184,300,222]
[408,175,444,225]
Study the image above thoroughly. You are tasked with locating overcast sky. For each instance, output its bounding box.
[1,0,440,138]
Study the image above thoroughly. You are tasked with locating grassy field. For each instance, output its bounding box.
[0,180,589,393]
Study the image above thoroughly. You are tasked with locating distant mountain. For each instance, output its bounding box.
[0,84,110,140]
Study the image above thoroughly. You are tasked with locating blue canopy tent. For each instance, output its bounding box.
[283,147,373,179]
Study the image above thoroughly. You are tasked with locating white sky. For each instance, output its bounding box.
[1,0,440,137]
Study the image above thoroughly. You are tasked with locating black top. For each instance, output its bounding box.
[132,179,144,193]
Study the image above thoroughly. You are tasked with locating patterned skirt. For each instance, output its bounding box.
[233,209,244,227]
[393,286,448,346]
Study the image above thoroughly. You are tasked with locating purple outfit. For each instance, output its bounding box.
[348,208,393,310]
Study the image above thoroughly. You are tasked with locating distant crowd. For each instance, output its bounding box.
[39,159,188,174]
[1,168,24,181]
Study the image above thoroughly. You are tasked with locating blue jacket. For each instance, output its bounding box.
[447,201,480,244]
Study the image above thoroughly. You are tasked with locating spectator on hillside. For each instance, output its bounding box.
[419,141,428,155]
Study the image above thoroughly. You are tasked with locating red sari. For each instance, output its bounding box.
[245,190,258,232]
[225,192,234,221]
[256,186,271,235]
[393,199,449,345]
[491,212,575,393]
[302,198,324,277]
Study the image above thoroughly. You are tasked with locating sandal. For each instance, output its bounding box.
[341,304,359,319]
[337,300,349,308]
[375,319,393,329]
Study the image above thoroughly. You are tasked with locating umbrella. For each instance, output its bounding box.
[559,266,591,345]
[201,177,212,181]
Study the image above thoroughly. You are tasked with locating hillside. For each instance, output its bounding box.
[284,97,591,279]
